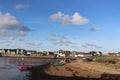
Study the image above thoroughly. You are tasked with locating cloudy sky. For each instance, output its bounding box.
[0,0,120,53]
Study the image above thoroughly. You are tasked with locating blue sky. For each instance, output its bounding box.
[0,0,120,53]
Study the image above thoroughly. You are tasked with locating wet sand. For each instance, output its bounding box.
[30,60,120,80]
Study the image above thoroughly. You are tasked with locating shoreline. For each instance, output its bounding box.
[1,54,63,59]
[29,60,120,80]
[1,54,76,60]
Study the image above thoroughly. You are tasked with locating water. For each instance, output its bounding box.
[0,57,59,80]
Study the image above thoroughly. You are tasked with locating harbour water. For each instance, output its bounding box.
[0,57,58,80]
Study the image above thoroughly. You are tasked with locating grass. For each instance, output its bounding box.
[94,56,119,64]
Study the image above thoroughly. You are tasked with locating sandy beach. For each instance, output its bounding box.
[30,59,120,80]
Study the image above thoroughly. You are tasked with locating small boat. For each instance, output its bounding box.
[54,60,65,66]
[54,62,64,66]
[18,66,33,72]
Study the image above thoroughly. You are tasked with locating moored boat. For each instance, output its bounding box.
[18,66,33,72]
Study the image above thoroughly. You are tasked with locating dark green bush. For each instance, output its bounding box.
[107,59,116,64]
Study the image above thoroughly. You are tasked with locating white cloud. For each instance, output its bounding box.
[82,43,102,49]
[0,12,19,30]
[90,27,101,31]
[71,46,79,48]
[0,12,31,40]
[9,36,14,41]
[47,31,57,42]
[47,31,73,46]
[18,39,25,41]
[0,30,9,38]
[16,31,28,36]
[82,45,87,48]
[27,42,41,46]
[60,39,72,44]
[47,37,57,42]
[49,31,57,37]
[15,43,21,47]
[53,39,72,46]
[60,34,68,39]
[0,12,31,31]
[50,11,89,26]
[19,26,31,32]
[15,4,29,9]
[85,43,96,46]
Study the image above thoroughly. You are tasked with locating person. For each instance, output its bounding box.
[65,58,71,63]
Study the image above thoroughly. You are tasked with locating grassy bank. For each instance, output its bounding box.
[94,56,120,64]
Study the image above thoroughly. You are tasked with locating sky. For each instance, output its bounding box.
[0,0,120,54]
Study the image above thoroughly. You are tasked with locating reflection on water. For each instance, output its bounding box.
[8,58,58,66]
[0,57,59,80]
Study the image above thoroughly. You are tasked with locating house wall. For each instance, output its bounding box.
[10,51,16,55]
[27,52,32,55]
[108,53,116,56]
[0,50,5,54]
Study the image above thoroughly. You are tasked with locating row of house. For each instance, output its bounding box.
[1,49,119,57]
[0,49,36,55]
[108,52,120,56]
[0,49,102,57]
[0,49,55,56]
[54,50,103,58]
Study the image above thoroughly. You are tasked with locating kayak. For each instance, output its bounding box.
[19,66,33,72]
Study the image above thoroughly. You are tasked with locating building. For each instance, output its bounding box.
[108,52,116,56]
[26,50,37,56]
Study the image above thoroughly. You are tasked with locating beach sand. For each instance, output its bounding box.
[30,59,120,80]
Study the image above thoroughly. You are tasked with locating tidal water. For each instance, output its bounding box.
[0,57,58,80]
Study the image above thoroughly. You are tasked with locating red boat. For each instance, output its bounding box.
[19,66,33,72]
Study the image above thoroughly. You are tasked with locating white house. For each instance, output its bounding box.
[54,51,65,57]
[0,49,5,54]
[72,52,84,58]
